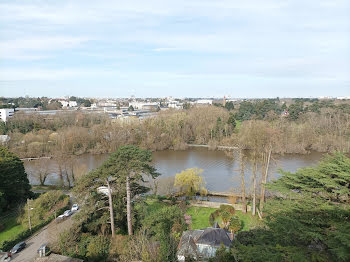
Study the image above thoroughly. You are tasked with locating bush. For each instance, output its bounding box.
[86,235,110,261]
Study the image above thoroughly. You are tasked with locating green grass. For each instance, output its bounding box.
[31,185,65,191]
[185,206,261,231]
[235,120,242,131]
[144,198,168,213]
[235,210,261,231]
[0,215,25,242]
[185,206,217,229]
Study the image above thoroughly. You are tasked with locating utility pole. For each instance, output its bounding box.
[27,199,32,232]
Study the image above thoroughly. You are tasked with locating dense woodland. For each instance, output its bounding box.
[1,99,350,159]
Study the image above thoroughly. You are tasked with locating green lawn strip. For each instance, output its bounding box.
[186,206,261,231]
[0,215,25,242]
[185,206,217,229]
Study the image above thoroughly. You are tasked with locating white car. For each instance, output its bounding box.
[63,210,72,217]
[57,214,65,220]
[71,204,79,212]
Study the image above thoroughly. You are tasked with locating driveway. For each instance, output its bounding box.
[11,214,75,262]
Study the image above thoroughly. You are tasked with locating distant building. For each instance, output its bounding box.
[129,101,159,110]
[59,100,77,107]
[337,96,350,100]
[177,227,232,261]
[0,108,14,122]
[195,99,213,105]
[168,100,183,109]
[98,101,117,107]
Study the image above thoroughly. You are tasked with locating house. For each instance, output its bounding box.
[177,227,232,261]
[0,108,14,122]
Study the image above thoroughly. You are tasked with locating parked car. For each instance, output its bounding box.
[10,241,26,254]
[37,244,51,257]
[56,214,65,221]
[71,204,79,212]
[63,210,72,217]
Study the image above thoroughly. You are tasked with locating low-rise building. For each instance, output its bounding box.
[59,101,77,108]
[168,100,183,109]
[195,99,213,105]
[177,227,232,261]
[129,101,159,110]
[0,108,14,122]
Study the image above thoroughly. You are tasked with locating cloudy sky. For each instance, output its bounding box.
[0,0,349,98]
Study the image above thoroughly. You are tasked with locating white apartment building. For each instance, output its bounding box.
[195,99,213,105]
[129,101,159,110]
[168,101,183,109]
[0,108,14,122]
[59,100,78,107]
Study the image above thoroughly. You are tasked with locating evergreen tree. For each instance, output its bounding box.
[227,153,350,262]
[74,145,159,237]
[0,147,32,211]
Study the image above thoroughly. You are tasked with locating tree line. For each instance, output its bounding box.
[2,103,349,161]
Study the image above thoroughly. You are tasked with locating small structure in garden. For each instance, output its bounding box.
[177,226,232,261]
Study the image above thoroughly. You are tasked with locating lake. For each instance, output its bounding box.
[24,148,324,193]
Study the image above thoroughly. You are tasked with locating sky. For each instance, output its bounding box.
[0,0,349,98]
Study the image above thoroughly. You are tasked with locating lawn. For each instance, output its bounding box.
[185,206,217,229]
[0,215,25,242]
[144,198,168,213]
[185,206,261,231]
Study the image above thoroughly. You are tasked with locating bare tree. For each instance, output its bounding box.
[259,147,271,212]
[251,152,258,216]
[30,159,52,186]
[239,149,247,213]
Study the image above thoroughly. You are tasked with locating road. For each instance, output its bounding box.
[11,214,75,262]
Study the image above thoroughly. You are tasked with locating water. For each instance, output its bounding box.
[24,148,324,192]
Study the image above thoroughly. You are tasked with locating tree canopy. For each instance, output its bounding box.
[174,168,207,197]
[0,146,32,212]
[226,153,350,262]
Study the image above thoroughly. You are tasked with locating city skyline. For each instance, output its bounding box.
[1,0,349,98]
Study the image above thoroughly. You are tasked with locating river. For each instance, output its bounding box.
[24,148,324,193]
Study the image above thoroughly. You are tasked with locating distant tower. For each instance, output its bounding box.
[223,96,226,106]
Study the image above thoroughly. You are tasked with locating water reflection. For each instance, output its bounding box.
[24,148,324,192]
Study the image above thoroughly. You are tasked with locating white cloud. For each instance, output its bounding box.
[0,36,90,60]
